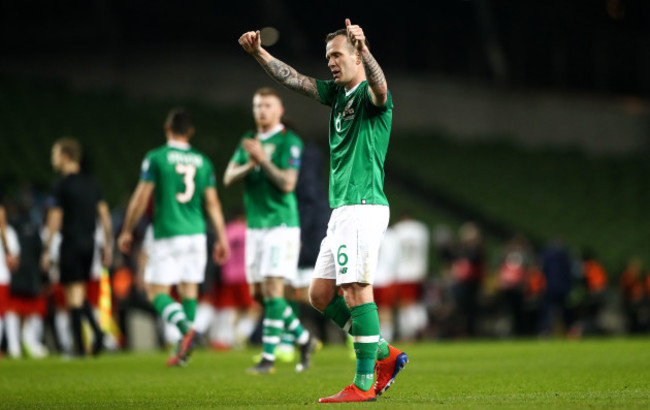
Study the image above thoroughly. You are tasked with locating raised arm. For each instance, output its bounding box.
[239,31,320,102]
[346,19,388,106]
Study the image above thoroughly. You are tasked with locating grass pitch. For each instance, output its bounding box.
[1,338,649,409]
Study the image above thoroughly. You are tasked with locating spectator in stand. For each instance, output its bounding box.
[450,222,485,337]
[523,263,546,335]
[619,257,647,334]
[578,248,608,335]
[538,236,575,337]
[497,233,532,337]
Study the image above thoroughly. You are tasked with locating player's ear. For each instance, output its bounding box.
[356,51,361,65]
[187,127,196,139]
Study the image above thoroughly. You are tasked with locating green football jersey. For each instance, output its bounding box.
[315,80,393,209]
[140,141,216,239]
[230,126,302,229]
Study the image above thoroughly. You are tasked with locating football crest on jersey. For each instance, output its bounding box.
[263,143,276,159]
[342,98,355,121]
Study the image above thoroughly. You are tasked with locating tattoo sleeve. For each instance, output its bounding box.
[361,50,388,97]
[262,58,320,101]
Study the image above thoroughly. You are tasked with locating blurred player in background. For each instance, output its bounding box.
[223,87,319,374]
[276,136,329,362]
[209,210,260,350]
[118,107,230,366]
[5,203,49,359]
[393,213,430,342]
[41,138,112,357]
[138,222,182,348]
[0,204,20,358]
[240,18,408,402]
[373,225,399,343]
[450,222,486,337]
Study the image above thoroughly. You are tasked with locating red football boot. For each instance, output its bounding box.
[374,345,409,396]
[318,384,376,403]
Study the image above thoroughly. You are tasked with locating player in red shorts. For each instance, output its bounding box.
[209,212,260,350]
[0,207,20,359]
[373,226,399,343]
[393,214,430,342]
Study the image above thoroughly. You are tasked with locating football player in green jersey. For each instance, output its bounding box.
[239,19,408,402]
[224,87,319,375]
[118,107,230,366]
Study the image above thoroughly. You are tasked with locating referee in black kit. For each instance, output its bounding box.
[41,138,113,357]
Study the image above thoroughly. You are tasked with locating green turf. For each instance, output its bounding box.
[1,338,649,409]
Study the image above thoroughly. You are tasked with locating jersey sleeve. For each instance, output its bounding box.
[280,134,303,171]
[364,83,394,114]
[140,151,158,184]
[316,79,338,106]
[230,139,249,165]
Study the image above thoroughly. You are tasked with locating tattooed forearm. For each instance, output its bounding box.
[261,58,320,101]
[361,50,387,91]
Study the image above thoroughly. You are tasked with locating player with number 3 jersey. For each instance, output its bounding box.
[118,107,230,367]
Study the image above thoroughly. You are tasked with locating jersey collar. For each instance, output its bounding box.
[167,140,191,150]
[345,82,362,97]
[258,123,284,141]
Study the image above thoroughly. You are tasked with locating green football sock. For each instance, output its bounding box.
[282,299,308,345]
[262,298,285,361]
[323,294,352,331]
[376,335,390,360]
[182,298,198,323]
[153,294,190,335]
[350,303,380,391]
[322,294,390,359]
[288,300,300,317]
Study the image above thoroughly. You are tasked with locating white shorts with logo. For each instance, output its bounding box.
[145,233,207,286]
[246,226,300,284]
[313,205,390,285]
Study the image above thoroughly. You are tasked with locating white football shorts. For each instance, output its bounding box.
[245,226,300,284]
[145,233,207,285]
[313,205,390,285]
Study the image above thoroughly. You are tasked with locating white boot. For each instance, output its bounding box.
[55,310,72,354]
[22,314,48,359]
[5,312,22,358]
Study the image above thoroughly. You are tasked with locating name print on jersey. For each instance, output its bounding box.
[167,151,204,167]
